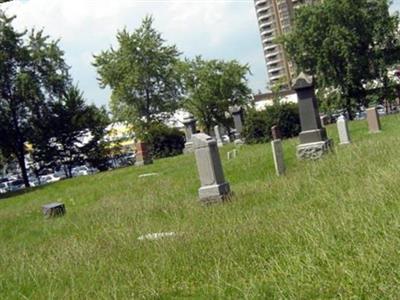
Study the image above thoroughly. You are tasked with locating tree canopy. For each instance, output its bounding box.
[0,12,70,186]
[281,0,400,116]
[181,56,251,134]
[93,16,182,139]
[31,86,109,178]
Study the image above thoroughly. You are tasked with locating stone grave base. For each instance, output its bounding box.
[136,157,153,166]
[198,182,232,204]
[296,139,333,160]
[183,141,194,154]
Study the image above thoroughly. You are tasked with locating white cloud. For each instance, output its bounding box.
[3,0,267,106]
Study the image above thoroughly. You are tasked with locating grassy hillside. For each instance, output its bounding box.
[1,115,400,298]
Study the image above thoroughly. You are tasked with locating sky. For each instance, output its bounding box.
[2,0,400,108]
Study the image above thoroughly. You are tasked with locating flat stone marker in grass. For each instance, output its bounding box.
[366,107,381,133]
[193,133,231,204]
[337,115,351,145]
[293,72,332,160]
[137,232,179,241]
[138,173,159,178]
[42,202,65,218]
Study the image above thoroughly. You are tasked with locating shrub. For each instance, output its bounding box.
[146,123,185,159]
[242,103,300,144]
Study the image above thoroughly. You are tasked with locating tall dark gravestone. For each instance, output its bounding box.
[293,73,332,160]
[229,105,244,140]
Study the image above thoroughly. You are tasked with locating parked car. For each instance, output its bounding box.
[0,181,9,193]
[9,179,25,192]
[71,165,98,177]
[40,174,61,184]
[376,105,386,115]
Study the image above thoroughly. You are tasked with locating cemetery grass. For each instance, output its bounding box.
[2,115,400,299]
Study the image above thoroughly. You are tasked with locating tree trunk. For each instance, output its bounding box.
[16,147,30,188]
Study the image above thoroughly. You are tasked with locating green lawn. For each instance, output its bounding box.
[2,115,400,299]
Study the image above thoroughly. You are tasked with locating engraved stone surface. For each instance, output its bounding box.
[193,133,231,204]
[271,139,285,176]
[293,72,332,159]
[42,202,65,218]
[366,107,381,133]
[296,140,333,160]
[337,115,351,145]
[135,142,153,166]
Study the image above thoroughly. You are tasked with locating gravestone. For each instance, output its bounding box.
[229,105,244,140]
[214,125,224,147]
[271,139,285,176]
[135,141,153,166]
[366,107,381,133]
[293,72,332,160]
[227,149,238,160]
[193,133,231,203]
[42,202,65,218]
[320,115,329,127]
[271,125,281,140]
[337,115,351,145]
[182,114,197,153]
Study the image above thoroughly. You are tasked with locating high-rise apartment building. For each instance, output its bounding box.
[255,0,315,89]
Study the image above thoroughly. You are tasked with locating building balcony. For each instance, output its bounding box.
[268,66,284,74]
[270,74,285,82]
[264,45,277,52]
[262,36,275,44]
[257,6,270,14]
[266,57,282,64]
[258,12,273,21]
[255,0,267,6]
[265,50,280,57]
[260,19,275,27]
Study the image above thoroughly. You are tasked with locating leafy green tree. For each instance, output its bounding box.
[0,12,70,187]
[281,0,400,118]
[181,56,251,134]
[93,16,182,139]
[32,86,109,178]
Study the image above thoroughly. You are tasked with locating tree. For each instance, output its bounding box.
[281,0,400,118]
[181,56,251,134]
[0,12,70,187]
[31,86,109,178]
[93,16,182,139]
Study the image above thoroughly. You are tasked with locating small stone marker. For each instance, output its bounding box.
[366,107,381,133]
[227,149,238,160]
[135,141,153,166]
[337,115,351,145]
[271,139,285,176]
[137,232,179,241]
[193,133,231,204]
[214,125,224,147]
[138,173,159,178]
[293,72,332,160]
[42,202,65,218]
[182,114,197,153]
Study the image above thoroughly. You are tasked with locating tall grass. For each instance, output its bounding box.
[1,115,400,298]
